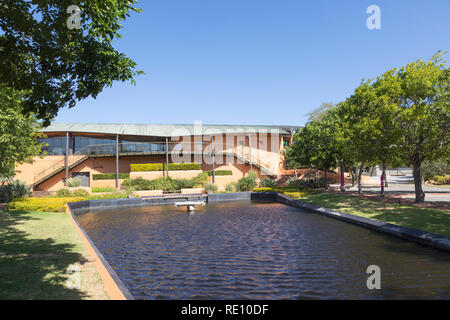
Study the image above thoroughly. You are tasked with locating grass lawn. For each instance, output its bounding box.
[298,193,450,237]
[0,210,109,300]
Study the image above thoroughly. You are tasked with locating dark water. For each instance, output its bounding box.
[77,201,450,299]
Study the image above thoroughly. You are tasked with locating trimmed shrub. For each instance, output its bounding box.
[56,188,72,198]
[204,183,218,194]
[130,163,163,172]
[260,177,277,188]
[236,171,258,191]
[253,186,312,199]
[0,180,32,203]
[130,163,202,172]
[167,163,201,171]
[92,173,130,180]
[225,183,237,193]
[206,170,233,176]
[91,187,116,193]
[6,197,85,212]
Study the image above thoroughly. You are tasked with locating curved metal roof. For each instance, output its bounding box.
[42,123,299,137]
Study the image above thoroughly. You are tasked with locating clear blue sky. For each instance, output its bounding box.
[55,0,450,126]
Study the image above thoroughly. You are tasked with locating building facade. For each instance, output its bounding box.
[15,123,299,191]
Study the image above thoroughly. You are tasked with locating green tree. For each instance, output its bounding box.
[0,85,44,179]
[306,102,336,123]
[335,84,382,194]
[0,0,143,124]
[285,119,338,189]
[375,52,449,202]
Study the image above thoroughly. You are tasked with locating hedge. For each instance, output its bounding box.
[92,173,130,180]
[206,170,233,176]
[130,163,201,172]
[6,197,85,212]
[130,163,164,172]
[167,163,201,171]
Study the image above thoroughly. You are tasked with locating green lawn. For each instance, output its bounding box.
[298,193,450,237]
[0,210,109,300]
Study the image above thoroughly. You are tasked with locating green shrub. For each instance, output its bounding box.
[130,163,163,172]
[66,177,82,187]
[253,186,313,199]
[92,173,130,180]
[225,183,237,193]
[204,183,218,194]
[6,197,85,212]
[91,187,116,193]
[122,177,175,192]
[423,160,450,181]
[236,171,258,191]
[0,180,32,203]
[121,172,209,192]
[206,170,233,176]
[72,189,90,198]
[186,172,209,188]
[260,177,277,188]
[56,188,72,198]
[167,163,201,171]
[286,176,324,189]
[434,174,450,185]
[130,163,202,172]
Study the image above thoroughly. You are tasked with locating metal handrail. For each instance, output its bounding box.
[33,142,278,184]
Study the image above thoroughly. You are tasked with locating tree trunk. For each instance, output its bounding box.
[350,167,356,187]
[413,160,425,203]
[324,169,328,190]
[358,163,364,195]
[384,164,388,187]
[340,159,345,192]
[380,161,386,198]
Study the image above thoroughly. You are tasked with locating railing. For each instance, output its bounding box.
[32,145,93,184]
[34,142,278,185]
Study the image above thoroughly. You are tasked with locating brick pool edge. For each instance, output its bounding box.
[66,192,450,299]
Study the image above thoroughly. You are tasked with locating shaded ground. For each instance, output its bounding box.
[0,210,109,300]
[299,193,450,237]
[327,189,450,211]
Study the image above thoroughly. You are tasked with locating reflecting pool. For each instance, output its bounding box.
[77,201,450,299]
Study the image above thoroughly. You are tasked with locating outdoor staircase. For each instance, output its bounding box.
[31,155,89,188]
[228,147,277,176]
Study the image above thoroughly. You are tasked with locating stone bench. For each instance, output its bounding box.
[181,188,204,195]
[134,190,164,197]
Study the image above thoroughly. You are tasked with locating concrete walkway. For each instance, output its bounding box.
[329,174,450,203]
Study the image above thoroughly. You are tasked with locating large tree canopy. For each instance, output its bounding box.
[286,52,449,202]
[0,0,142,124]
[285,117,339,188]
[0,85,43,179]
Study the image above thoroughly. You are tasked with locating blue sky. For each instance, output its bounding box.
[55,0,450,126]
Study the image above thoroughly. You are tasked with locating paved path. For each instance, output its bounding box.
[329,174,450,203]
